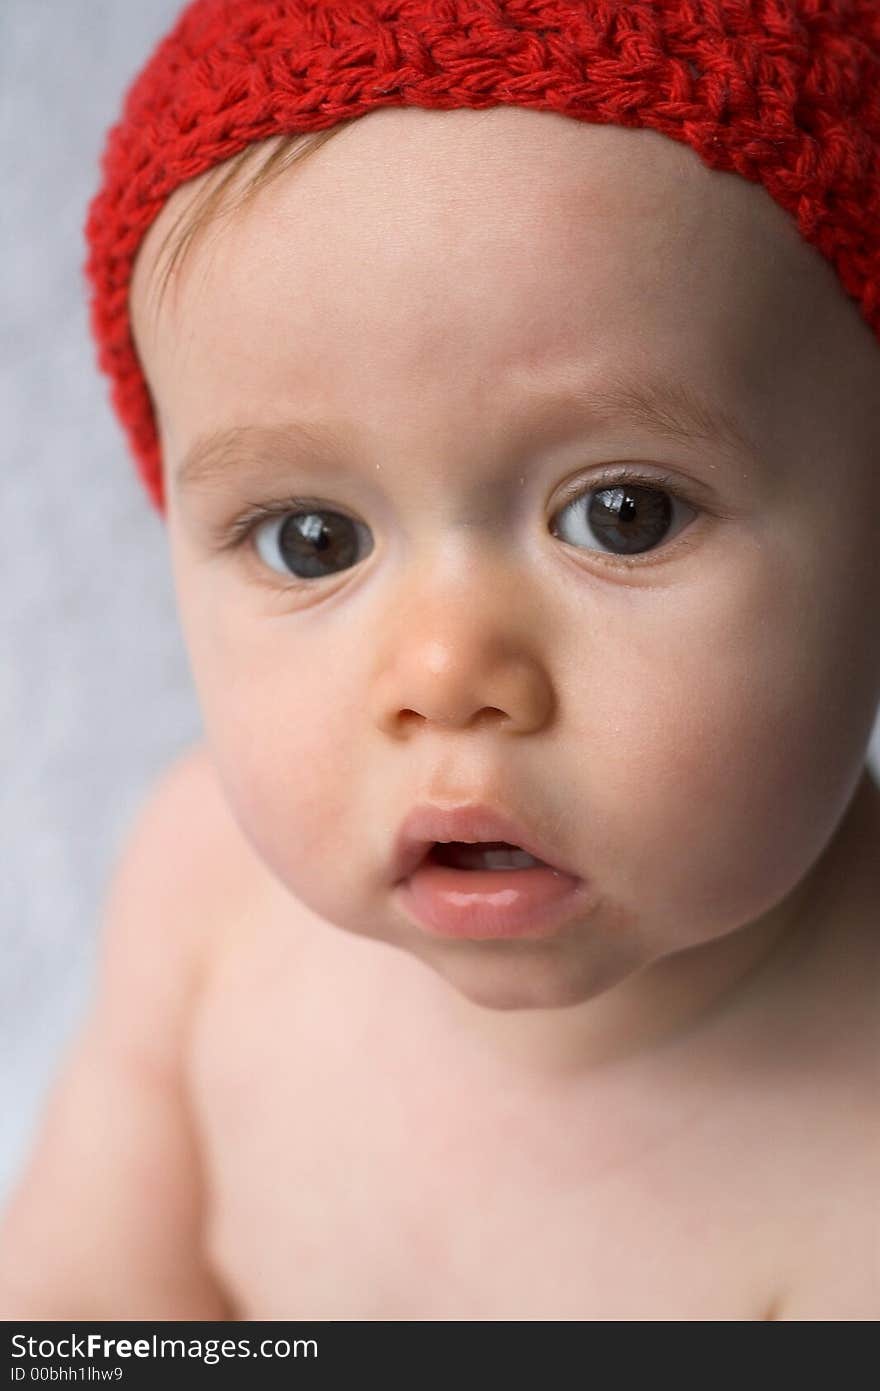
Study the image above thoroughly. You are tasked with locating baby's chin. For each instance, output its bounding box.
[271,865,647,1011]
[405,937,636,1013]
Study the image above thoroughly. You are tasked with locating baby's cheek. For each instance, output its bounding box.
[200,658,371,910]
[584,548,873,946]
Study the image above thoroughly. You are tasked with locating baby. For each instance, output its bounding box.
[2,0,880,1321]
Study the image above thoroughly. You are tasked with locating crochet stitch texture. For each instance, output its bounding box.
[84,0,880,514]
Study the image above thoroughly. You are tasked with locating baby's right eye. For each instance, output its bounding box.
[253,507,374,581]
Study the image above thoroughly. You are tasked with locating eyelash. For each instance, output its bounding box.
[213,465,700,576]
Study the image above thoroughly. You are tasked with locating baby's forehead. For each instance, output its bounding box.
[132,107,878,467]
[134,108,798,333]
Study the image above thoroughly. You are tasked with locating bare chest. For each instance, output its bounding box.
[186,907,870,1321]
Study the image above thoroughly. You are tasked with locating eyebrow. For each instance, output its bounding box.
[176,417,355,494]
[175,372,761,494]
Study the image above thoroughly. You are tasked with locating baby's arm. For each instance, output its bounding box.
[0,748,237,1319]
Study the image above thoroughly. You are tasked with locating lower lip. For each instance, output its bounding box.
[395,860,592,940]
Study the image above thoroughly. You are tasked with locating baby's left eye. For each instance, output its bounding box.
[550,479,697,560]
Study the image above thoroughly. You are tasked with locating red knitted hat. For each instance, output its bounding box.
[84,0,880,515]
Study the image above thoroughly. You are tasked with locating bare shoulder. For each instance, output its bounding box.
[100,742,274,1053]
[0,743,263,1318]
[121,742,267,900]
[768,807,880,1321]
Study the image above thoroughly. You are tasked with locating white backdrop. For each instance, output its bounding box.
[1,0,200,1206]
[2,0,879,1209]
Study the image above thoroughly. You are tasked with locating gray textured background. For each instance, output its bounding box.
[2,0,880,1210]
[1,0,201,1206]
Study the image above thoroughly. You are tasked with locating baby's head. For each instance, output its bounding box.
[89,0,880,1021]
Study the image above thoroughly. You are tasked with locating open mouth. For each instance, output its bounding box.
[397,835,589,940]
[426,841,549,871]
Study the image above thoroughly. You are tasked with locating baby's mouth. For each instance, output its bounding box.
[390,801,582,885]
[427,841,549,871]
[396,836,590,940]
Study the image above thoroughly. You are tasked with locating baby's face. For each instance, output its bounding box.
[130,107,880,1013]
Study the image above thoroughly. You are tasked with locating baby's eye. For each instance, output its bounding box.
[549,476,697,560]
[253,507,373,581]
[235,471,698,584]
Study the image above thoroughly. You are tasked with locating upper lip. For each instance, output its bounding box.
[390,802,580,883]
